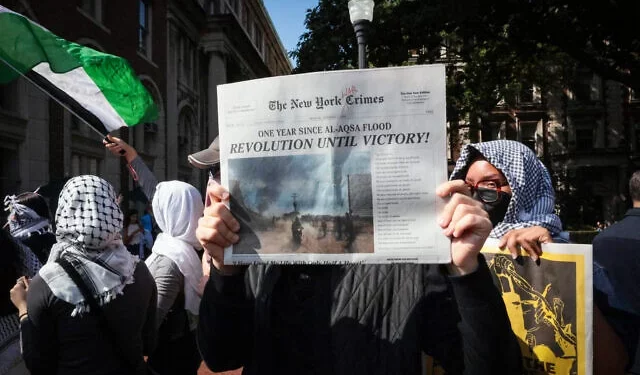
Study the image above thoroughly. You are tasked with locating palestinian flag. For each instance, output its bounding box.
[0,5,157,135]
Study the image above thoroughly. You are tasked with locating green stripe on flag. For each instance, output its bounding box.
[0,7,158,126]
[71,45,158,126]
[0,11,80,83]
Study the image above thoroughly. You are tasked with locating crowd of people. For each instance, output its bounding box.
[0,136,637,375]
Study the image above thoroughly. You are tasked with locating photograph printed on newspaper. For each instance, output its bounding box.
[217,65,450,264]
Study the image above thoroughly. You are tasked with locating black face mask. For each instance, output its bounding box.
[473,191,512,227]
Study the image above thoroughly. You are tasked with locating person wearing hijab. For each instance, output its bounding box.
[449,140,565,260]
[103,134,210,291]
[9,175,157,375]
[145,181,204,374]
[4,192,56,264]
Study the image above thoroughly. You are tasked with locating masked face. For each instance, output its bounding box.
[472,190,512,226]
[465,158,513,227]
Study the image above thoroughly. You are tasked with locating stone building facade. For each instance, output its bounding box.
[483,73,640,227]
[0,0,290,213]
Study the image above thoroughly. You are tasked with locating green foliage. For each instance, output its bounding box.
[292,0,639,121]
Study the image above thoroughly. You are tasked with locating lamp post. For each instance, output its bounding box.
[348,0,374,69]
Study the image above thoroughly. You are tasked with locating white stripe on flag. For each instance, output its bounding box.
[33,62,126,132]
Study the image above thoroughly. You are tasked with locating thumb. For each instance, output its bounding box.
[205,178,229,207]
[107,134,122,144]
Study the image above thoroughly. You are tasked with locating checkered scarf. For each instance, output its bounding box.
[450,140,563,238]
[38,176,138,316]
[4,194,52,241]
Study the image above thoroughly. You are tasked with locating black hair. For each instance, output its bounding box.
[14,192,51,220]
[629,170,640,202]
[124,210,139,227]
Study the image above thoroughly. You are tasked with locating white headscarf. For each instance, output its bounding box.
[39,175,138,316]
[146,181,203,316]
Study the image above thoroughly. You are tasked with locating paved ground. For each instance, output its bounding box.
[198,363,241,375]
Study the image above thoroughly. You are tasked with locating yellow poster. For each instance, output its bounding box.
[425,239,593,375]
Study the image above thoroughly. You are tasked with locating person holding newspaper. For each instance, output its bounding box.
[193,146,522,374]
[449,140,567,262]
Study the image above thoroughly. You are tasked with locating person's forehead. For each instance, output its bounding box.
[466,159,504,181]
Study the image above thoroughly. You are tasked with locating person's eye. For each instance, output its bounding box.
[480,181,498,189]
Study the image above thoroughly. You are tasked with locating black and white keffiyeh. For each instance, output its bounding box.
[38,175,138,316]
[4,194,52,241]
[450,140,563,238]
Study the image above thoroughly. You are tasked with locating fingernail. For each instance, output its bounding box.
[222,192,229,200]
[232,234,239,242]
[511,253,518,260]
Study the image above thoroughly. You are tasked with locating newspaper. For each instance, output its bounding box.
[218,65,450,264]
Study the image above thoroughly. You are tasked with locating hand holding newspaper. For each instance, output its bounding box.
[215,65,452,265]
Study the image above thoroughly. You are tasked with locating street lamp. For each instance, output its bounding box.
[348,0,374,69]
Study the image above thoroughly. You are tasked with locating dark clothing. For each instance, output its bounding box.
[197,255,522,375]
[146,254,201,375]
[21,232,56,264]
[22,262,158,375]
[592,208,640,373]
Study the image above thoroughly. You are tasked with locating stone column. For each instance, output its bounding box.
[166,25,179,179]
[207,51,227,142]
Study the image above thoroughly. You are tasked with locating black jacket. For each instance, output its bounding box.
[592,208,640,373]
[197,255,521,375]
[22,262,158,375]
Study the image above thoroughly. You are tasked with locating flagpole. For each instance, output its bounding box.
[0,57,110,139]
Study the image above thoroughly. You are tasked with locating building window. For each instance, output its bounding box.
[242,7,249,29]
[506,122,518,140]
[178,110,194,166]
[228,0,240,15]
[179,37,195,87]
[573,70,601,102]
[575,128,594,151]
[0,80,18,112]
[79,0,103,23]
[143,122,158,155]
[520,123,537,152]
[138,0,152,57]
[71,154,101,176]
[518,84,534,104]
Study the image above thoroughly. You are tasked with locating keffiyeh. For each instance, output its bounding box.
[38,175,138,316]
[450,140,563,238]
[146,181,203,316]
[4,194,52,241]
